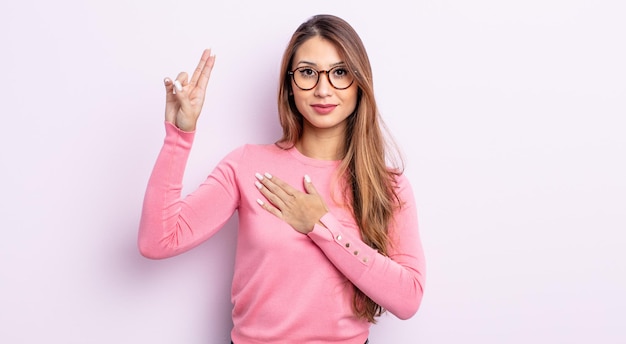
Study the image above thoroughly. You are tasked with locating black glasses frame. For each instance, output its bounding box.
[288,66,355,91]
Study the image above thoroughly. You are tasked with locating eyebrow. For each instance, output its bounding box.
[295,60,346,68]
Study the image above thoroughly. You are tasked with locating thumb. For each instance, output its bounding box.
[172,72,192,109]
[303,174,319,195]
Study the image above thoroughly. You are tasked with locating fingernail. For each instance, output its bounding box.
[255,173,264,181]
[304,174,311,183]
[256,199,265,206]
[264,172,273,179]
[173,80,182,92]
[255,181,263,189]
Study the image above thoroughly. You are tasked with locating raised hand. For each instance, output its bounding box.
[254,173,329,234]
[163,49,216,131]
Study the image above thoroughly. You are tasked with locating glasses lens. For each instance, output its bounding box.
[328,66,353,89]
[293,67,318,90]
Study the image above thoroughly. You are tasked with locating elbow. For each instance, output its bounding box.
[388,280,425,320]
[391,293,423,320]
[138,246,160,260]
[138,243,161,260]
[137,238,170,260]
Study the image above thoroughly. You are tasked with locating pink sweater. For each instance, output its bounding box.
[139,122,426,344]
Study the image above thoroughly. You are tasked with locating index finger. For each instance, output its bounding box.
[189,48,215,90]
[261,173,299,196]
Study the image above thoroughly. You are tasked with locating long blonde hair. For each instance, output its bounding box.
[276,14,404,323]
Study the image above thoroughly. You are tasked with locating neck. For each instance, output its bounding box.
[296,128,345,161]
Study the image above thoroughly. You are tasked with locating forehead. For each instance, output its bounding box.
[293,36,344,67]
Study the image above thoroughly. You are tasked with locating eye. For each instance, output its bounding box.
[332,67,349,78]
[297,67,318,79]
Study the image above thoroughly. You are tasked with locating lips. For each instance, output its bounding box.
[311,104,337,115]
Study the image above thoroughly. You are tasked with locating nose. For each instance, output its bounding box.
[314,71,333,97]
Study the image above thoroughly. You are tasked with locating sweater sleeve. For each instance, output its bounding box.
[138,121,240,259]
[307,174,426,320]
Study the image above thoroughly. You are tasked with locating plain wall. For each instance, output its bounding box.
[1,0,624,343]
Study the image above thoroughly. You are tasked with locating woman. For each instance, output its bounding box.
[139,14,426,344]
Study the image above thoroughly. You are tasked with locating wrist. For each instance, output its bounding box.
[175,119,196,132]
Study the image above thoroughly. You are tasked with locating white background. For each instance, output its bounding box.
[1,0,625,343]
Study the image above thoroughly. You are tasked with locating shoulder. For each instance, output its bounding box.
[228,143,286,157]
[393,171,412,188]
[391,171,417,204]
[221,143,291,165]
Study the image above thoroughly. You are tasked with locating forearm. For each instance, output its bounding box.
[138,122,242,259]
[138,122,196,258]
[308,213,425,319]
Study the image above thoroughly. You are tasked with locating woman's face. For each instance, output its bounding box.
[290,36,358,137]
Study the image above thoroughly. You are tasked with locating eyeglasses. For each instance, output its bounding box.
[288,66,355,90]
